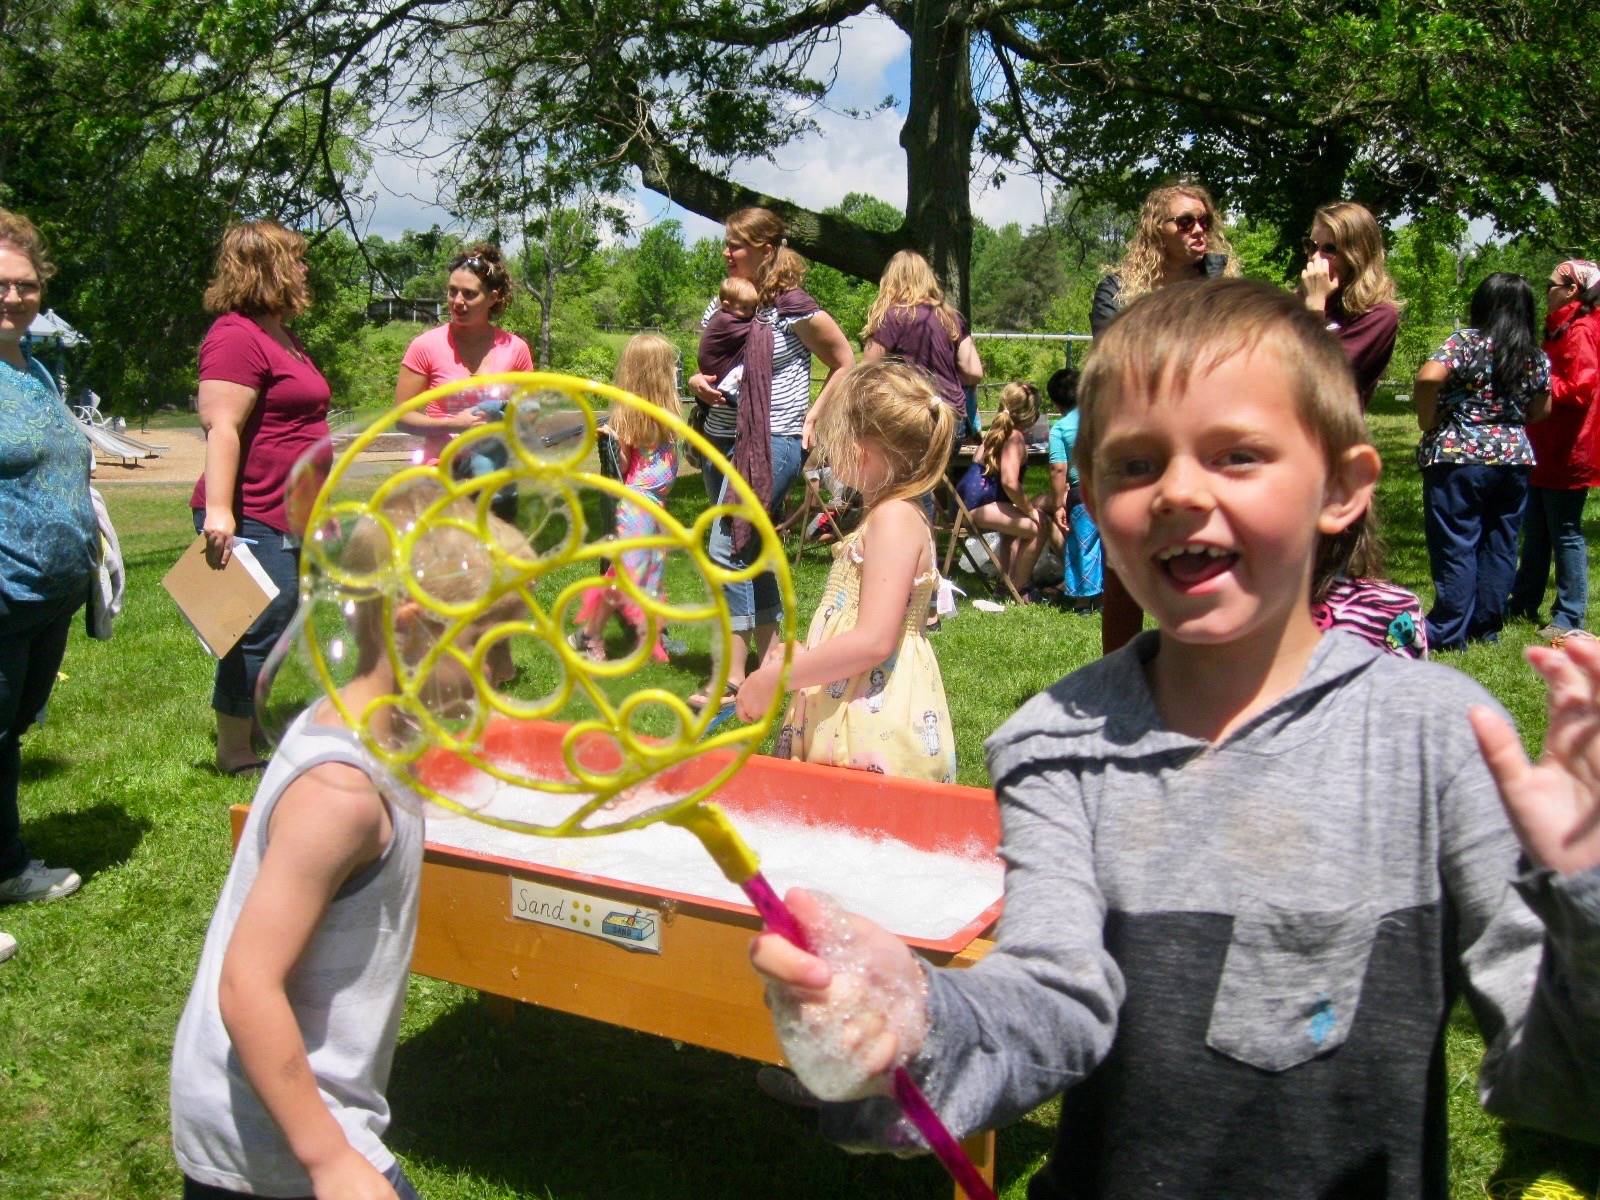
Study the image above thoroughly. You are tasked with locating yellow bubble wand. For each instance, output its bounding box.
[285,372,994,1200]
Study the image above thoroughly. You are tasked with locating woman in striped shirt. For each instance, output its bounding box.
[686,207,852,709]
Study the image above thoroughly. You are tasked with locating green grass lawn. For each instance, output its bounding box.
[1,394,1598,1198]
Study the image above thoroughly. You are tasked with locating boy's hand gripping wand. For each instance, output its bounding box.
[282,373,997,1200]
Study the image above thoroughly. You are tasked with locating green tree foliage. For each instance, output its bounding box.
[0,0,371,405]
[627,221,690,327]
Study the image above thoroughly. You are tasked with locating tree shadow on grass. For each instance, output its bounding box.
[389,994,1053,1198]
[21,801,150,881]
[19,754,68,784]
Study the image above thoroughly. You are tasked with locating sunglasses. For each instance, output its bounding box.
[1549,278,1576,291]
[1167,212,1212,233]
[1304,238,1340,258]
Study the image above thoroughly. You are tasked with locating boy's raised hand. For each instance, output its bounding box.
[1471,637,1600,876]
[750,889,929,1100]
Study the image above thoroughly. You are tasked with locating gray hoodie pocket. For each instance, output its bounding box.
[1205,899,1376,1072]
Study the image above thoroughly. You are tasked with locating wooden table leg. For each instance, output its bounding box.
[956,1130,996,1198]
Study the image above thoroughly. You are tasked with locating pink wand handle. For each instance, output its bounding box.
[740,872,998,1200]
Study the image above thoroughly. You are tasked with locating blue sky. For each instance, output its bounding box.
[362,14,1053,248]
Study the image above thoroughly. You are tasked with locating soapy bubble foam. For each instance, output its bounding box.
[764,893,931,1102]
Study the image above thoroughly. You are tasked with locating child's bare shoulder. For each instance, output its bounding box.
[268,763,389,860]
[865,497,926,535]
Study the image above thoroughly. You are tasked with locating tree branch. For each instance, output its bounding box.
[631,136,900,279]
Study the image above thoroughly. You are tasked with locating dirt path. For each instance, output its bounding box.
[90,426,207,487]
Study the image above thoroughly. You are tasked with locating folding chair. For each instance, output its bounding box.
[935,477,1027,606]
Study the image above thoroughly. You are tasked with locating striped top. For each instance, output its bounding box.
[699,296,818,439]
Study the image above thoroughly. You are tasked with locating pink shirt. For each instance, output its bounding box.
[399,324,535,461]
[190,313,331,533]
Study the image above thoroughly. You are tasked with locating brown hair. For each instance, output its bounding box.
[1076,278,1377,597]
[1311,202,1400,318]
[862,250,962,342]
[449,243,514,319]
[0,208,55,285]
[718,275,759,314]
[724,206,808,306]
[610,333,684,451]
[979,381,1040,479]
[812,361,956,510]
[203,221,309,318]
[1108,183,1239,307]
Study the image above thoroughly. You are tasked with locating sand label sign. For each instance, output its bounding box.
[508,877,662,953]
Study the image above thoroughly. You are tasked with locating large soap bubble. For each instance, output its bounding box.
[258,372,795,832]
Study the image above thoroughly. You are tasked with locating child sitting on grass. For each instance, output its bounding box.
[737,361,958,783]
[752,280,1600,1196]
[171,486,528,1200]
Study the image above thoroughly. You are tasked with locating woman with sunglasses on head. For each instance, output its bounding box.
[394,244,534,468]
[0,209,94,956]
[1090,182,1240,652]
[1508,260,1600,643]
[1299,202,1401,411]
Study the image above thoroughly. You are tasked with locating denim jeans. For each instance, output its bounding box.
[0,590,82,880]
[1508,486,1590,630]
[699,432,737,504]
[192,512,302,719]
[707,434,803,631]
[1422,464,1529,650]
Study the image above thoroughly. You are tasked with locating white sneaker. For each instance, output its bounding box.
[0,860,82,904]
[0,930,15,963]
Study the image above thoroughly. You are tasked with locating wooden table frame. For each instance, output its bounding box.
[231,807,999,1197]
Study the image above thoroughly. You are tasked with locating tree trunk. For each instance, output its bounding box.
[538,262,554,368]
[899,0,979,315]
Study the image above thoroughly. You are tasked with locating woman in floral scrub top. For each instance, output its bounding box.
[1413,272,1550,650]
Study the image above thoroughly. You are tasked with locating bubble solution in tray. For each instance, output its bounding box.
[423,768,1006,951]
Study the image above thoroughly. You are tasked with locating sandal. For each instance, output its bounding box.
[688,681,740,712]
[566,630,606,663]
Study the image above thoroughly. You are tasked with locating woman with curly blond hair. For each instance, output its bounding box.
[1091,182,1239,650]
[1299,201,1401,410]
[1090,182,1239,336]
[189,220,330,775]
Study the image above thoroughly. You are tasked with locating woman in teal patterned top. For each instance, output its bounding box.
[0,208,95,963]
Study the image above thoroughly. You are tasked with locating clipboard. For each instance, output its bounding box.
[161,535,282,658]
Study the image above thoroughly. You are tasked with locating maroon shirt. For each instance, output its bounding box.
[1324,298,1398,411]
[867,304,970,410]
[190,312,331,533]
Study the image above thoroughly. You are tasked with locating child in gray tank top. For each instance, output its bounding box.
[171,487,532,1199]
[751,280,1600,1198]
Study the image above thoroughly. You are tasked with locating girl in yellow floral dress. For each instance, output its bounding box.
[736,362,957,782]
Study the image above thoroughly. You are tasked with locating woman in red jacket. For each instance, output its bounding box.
[1508,259,1600,641]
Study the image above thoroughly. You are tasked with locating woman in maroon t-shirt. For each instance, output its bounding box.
[189,221,330,774]
[1299,201,1401,411]
[861,250,983,417]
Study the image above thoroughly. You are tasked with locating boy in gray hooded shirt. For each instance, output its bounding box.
[753,280,1600,1199]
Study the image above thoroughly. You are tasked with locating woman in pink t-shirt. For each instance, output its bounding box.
[394,244,535,465]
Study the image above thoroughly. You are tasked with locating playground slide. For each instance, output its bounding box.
[75,416,166,462]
